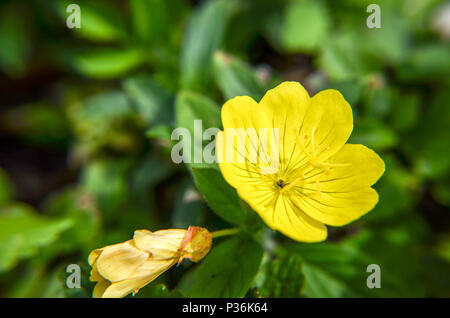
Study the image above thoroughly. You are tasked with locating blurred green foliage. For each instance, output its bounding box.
[0,0,449,298]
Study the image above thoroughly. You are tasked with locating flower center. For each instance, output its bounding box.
[270,127,352,198]
[277,177,304,193]
[276,179,286,188]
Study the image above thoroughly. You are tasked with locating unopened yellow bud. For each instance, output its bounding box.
[178,226,213,264]
[88,227,212,298]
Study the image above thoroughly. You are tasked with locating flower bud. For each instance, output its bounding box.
[178,226,213,264]
[88,227,212,298]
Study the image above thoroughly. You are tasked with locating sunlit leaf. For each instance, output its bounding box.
[180,236,263,297]
[192,168,246,226]
[180,0,233,91]
[123,74,174,126]
[174,91,221,169]
[67,49,144,79]
[0,204,73,272]
[281,0,331,52]
[253,251,304,297]
[56,0,127,42]
[213,51,265,100]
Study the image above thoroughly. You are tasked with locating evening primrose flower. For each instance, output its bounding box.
[216,81,385,242]
[88,226,212,298]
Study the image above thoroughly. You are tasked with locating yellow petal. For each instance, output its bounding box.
[133,229,186,260]
[92,278,111,298]
[299,89,353,163]
[101,258,176,298]
[217,95,274,181]
[297,144,385,226]
[89,263,104,282]
[101,278,147,298]
[88,248,102,266]
[309,144,385,191]
[216,130,265,189]
[237,185,328,242]
[258,81,310,126]
[221,95,271,132]
[293,187,379,226]
[274,194,327,242]
[217,82,311,181]
[258,81,311,172]
[96,240,149,283]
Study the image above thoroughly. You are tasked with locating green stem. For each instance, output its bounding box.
[211,228,240,239]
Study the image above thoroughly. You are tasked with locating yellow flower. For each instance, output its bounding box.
[216,81,385,242]
[88,226,212,298]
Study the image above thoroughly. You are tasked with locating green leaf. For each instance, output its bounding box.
[42,188,101,255]
[0,4,30,76]
[301,262,358,297]
[431,179,450,208]
[0,102,70,145]
[361,82,392,118]
[398,44,450,82]
[403,89,450,179]
[290,242,363,297]
[174,90,221,169]
[0,168,14,206]
[191,168,246,226]
[81,158,132,218]
[171,180,205,229]
[146,124,172,141]
[131,155,171,194]
[75,91,133,122]
[361,5,411,64]
[213,51,265,100]
[181,236,263,297]
[433,234,450,264]
[72,91,134,143]
[56,0,127,42]
[180,0,232,91]
[0,204,73,272]
[130,0,170,44]
[67,48,144,79]
[318,30,379,81]
[422,253,450,297]
[254,251,304,297]
[70,91,140,153]
[281,0,331,52]
[349,117,398,151]
[389,91,420,132]
[326,80,364,106]
[175,91,221,131]
[364,155,417,223]
[289,230,426,297]
[123,74,174,126]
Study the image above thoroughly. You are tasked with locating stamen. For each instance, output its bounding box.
[291,130,352,196]
[315,180,322,198]
[296,134,313,162]
[294,130,351,173]
[279,177,303,193]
